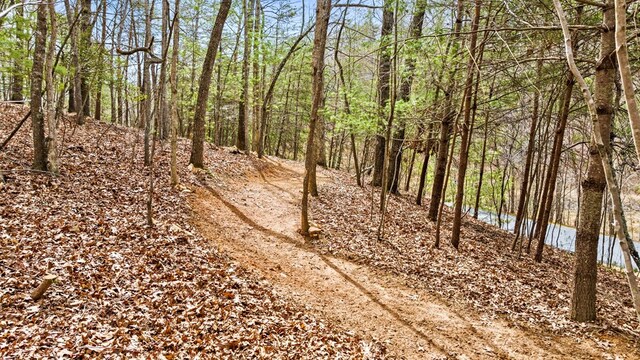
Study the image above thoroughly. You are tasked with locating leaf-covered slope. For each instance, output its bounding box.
[0,104,382,359]
[308,165,639,340]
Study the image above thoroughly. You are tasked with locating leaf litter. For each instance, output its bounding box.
[0,103,385,359]
[307,165,640,347]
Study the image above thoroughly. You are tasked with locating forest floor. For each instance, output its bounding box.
[2,102,640,359]
[191,152,640,359]
[0,104,387,359]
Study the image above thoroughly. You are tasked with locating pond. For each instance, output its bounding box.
[471,207,640,270]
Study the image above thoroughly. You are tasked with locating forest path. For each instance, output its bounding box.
[190,157,609,359]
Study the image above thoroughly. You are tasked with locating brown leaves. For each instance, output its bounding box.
[0,104,381,359]
[310,168,639,341]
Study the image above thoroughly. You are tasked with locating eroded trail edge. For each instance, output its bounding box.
[190,158,621,359]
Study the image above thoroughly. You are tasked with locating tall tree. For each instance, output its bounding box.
[10,1,24,103]
[30,1,47,171]
[190,0,233,168]
[170,0,181,186]
[45,0,59,174]
[554,0,640,323]
[532,72,574,262]
[301,0,330,235]
[427,0,464,221]
[386,0,426,194]
[570,0,615,322]
[450,0,482,249]
[371,0,393,187]
[238,0,253,151]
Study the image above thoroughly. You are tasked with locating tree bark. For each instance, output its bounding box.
[190,0,232,168]
[371,0,393,187]
[570,1,615,322]
[10,3,24,103]
[301,0,330,235]
[334,6,362,187]
[533,71,574,262]
[555,0,640,322]
[238,0,253,151]
[427,0,464,221]
[513,59,542,238]
[258,25,313,158]
[45,0,58,175]
[31,2,47,171]
[386,0,426,193]
[451,0,482,249]
[170,0,180,186]
[613,0,640,268]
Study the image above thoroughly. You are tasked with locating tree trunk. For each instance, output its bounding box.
[613,0,640,268]
[554,0,640,323]
[95,1,107,122]
[427,0,464,221]
[513,59,542,236]
[251,0,262,151]
[533,73,574,262]
[386,0,426,193]
[142,0,153,166]
[238,0,253,151]
[301,0,330,235]
[258,25,313,158]
[79,0,92,117]
[451,0,482,249]
[473,112,490,218]
[10,3,24,103]
[45,1,58,175]
[415,123,435,205]
[190,0,232,168]
[371,0,393,187]
[63,0,83,124]
[170,0,181,186]
[31,2,47,171]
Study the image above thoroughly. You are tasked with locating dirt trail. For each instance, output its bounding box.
[190,157,622,359]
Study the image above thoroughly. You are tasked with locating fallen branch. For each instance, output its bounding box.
[30,274,57,301]
[0,110,31,151]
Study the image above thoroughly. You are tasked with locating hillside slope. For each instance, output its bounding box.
[0,104,385,359]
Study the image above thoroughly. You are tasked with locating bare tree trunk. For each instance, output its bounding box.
[513,59,542,237]
[142,0,153,166]
[371,0,393,187]
[238,0,253,151]
[95,1,107,121]
[251,0,262,151]
[451,0,482,249]
[170,0,180,186]
[473,112,490,218]
[570,1,615,322]
[555,0,640,322]
[190,0,232,168]
[415,123,434,205]
[258,25,313,158]
[386,0,426,193]
[334,6,361,187]
[10,2,24,103]
[613,0,640,268]
[533,73,574,262]
[301,0,330,235]
[614,0,640,166]
[31,2,48,171]
[157,0,170,140]
[45,1,58,175]
[79,0,92,117]
[427,0,464,221]
[63,0,84,124]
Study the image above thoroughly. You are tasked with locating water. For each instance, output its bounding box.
[470,207,640,270]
